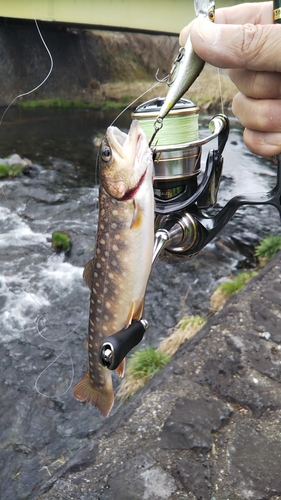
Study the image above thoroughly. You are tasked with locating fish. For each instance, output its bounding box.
[73,119,154,417]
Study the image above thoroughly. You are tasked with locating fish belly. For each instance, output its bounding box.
[73,184,154,417]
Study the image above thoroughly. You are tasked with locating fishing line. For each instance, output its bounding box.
[110,80,161,127]
[217,68,224,115]
[34,338,75,398]
[0,5,85,398]
[0,12,54,125]
[36,312,86,342]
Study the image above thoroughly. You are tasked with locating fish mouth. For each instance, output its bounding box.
[120,124,148,200]
[105,121,150,200]
[119,168,147,201]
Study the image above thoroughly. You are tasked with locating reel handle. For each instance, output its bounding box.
[99,320,149,371]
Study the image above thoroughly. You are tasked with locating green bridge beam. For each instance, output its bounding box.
[0,0,262,35]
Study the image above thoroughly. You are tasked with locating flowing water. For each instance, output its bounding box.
[0,106,280,499]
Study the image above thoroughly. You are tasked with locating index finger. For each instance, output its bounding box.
[214,1,273,25]
[189,17,281,71]
[179,1,273,46]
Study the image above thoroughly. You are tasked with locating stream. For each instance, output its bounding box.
[0,106,280,500]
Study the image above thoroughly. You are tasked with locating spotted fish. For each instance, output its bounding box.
[73,120,154,417]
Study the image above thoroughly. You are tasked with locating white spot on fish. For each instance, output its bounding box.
[100,239,106,245]
[102,325,108,332]
[112,244,118,252]
[112,209,118,216]
[111,222,117,229]
[105,301,111,309]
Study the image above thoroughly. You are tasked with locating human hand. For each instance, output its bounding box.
[180,1,281,157]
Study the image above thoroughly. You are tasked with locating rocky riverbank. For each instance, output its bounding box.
[0,20,237,110]
[37,252,281,500]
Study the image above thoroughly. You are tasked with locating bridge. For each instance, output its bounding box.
[0,0,261,35]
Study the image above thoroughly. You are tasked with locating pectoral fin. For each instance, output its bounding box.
[130,200,143,230]
[83,259,94,289]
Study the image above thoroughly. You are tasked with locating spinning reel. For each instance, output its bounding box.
[99,96,281,370]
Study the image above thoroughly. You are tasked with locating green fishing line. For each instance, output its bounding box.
[138,113,199,146]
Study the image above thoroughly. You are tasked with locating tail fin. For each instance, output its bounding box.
[73,370,114,418]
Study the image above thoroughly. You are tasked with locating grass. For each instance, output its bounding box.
[117,314,206,402]
[117,347,171,402]
[51,231,72,253]
[211,271,257,313]
[18,95,136,111]
[19,98,88,109]
[255,235,281,262]
[158,315,206,357]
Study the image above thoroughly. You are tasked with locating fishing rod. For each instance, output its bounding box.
[99,0,281,371]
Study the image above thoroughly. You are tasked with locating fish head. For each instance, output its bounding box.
[99,120,153,200]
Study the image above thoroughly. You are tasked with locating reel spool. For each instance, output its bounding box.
[133,97,230,263]
[132,97,201,210]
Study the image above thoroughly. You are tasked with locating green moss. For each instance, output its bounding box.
[219,271,257,299]
[127,346,171,382]
[51,231,72,253]
[0,163,25,178]
[255,235,281,261]
[0,163,10,178]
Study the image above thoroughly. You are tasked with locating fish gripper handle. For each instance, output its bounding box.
[99,319,149,371]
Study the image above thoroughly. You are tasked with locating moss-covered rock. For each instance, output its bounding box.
[51,231,72,253]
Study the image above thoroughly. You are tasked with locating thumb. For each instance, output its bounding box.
[190,17,281,72]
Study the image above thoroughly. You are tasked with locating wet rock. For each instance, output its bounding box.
[251,298,281,343]
[159,396,231,452]
[172,456,211,500]
[226,332,281,382]
[195,347,281,418]
[76,450,178,500]
[229,423,281,498]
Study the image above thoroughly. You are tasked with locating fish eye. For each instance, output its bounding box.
[101,145,111,162]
